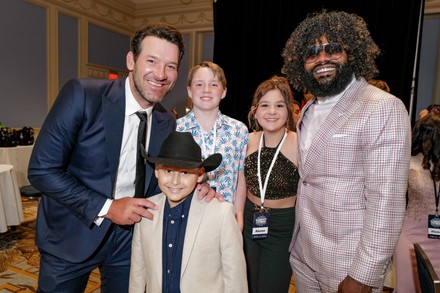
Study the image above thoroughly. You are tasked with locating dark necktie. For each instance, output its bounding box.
[134,111,148,198]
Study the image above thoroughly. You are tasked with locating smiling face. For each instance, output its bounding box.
[155,165,204,207]
[254,89,289,133]
[187,67,226,112]
[126,36,180,109]
[303,36,353,98]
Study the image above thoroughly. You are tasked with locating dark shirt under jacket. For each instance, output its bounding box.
[162,193,193,293]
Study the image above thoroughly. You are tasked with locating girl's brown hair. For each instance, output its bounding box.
[248,76,295,131]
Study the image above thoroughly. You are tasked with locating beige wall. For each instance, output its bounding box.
[25,0,214,108]
[24,0,440,112]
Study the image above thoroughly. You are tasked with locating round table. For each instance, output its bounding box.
[0,145,33,187]
[0,164,24,233]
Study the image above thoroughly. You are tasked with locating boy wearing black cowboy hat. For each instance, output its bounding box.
[129,131,248,293]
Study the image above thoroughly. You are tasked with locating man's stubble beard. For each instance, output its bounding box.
[132,73,173,106]
[303,62,354,98]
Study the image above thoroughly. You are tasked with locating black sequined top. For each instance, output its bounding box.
[245,147,300,200]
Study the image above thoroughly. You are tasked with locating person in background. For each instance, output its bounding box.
[129,131,248,293]
[281,10,411,293]
[393,112,440,293]
[419,104,440,118]
[177,61,248,230]
[367,78,391,93]
[244,75,300,293]
[28,24,215,293]
[301,89,314,108]
[292,99,301,129]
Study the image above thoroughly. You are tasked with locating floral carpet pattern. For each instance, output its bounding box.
[0,198,100,292]
[0,199,393,293]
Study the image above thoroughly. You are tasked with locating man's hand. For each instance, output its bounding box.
[337,275,372,293]
[104,197,158,225]
[197,182,224,202]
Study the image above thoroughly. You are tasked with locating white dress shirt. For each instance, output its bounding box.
[95,78,153,225]
[301,76,355,160]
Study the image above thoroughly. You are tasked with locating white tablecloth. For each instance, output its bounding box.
[0,164,24,233]
[0,145,33,187]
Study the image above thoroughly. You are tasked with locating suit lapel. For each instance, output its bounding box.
[145,105,174,195]
[301,78,367,178]
[102,79,125,188]
[180,192,206,278]
[102,80,175,198]
[297,98,315,177]
[148,105,174,156]
[151,195,166,286]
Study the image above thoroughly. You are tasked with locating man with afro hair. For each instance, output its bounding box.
[282,10,411,293]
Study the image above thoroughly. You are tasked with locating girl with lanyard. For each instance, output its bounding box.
[244,76,300,293]
[394,112,440,292]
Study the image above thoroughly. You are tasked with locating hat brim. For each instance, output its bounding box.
[147,153,222,172]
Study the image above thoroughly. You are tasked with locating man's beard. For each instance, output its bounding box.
[303,62,354,98]
[132,72,172,105]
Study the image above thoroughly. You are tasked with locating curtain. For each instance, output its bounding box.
[213,0,424,125]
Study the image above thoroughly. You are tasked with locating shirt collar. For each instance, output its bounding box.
[125,78,153,116]
[164,192,194,215]
[186,110,226,129]
[315,74,356,105]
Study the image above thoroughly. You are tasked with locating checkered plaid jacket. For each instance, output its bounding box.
[291,78,411,288]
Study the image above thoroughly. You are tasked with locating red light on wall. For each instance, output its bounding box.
[108,72,119,80]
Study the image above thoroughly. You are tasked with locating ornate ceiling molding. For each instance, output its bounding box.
[27,0,437,32]
[131,0,213,30]
[134,10,213,30]
[27,0,213,33]
[26,0,134,33]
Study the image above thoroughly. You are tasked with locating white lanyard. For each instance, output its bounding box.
[200,120,217,160]
[257,130,287,208]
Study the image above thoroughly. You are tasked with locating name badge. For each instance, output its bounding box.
[428,214,440,239]
[252,210,270,240]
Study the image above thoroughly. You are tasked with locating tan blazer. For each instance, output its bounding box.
[129,191,248,293]
[290,78,411,289]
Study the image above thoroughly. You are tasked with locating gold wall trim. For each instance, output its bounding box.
[47,6,59,108]
[27,0,135,32]
[78,18,89,78]
[86,63,129,79]
[426,0,440,15]
[134,11,213,30]
[26,0,213,32]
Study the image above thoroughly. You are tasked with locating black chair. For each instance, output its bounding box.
[20,184,42,200]
[414,243,440,293]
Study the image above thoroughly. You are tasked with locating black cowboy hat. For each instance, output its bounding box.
[146,131,222,172]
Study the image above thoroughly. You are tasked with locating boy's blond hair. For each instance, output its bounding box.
[187,61,227,88]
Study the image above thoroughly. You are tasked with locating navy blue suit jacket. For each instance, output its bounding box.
[28,78,176,262]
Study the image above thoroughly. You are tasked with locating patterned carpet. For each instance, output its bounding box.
[0,198,101,292]
[0,199,390,293]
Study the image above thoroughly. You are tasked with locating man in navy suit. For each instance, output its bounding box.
[28,24,213,292]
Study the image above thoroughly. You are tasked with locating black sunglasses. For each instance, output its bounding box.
[303,43,344,63]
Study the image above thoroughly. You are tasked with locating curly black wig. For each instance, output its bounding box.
[412,112,440,182]
[281,10,380,91]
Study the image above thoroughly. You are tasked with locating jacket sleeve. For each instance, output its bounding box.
[129,222,147,292]
[220,203,249,293]
[349,96,411,287]
[28,79,110,226]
